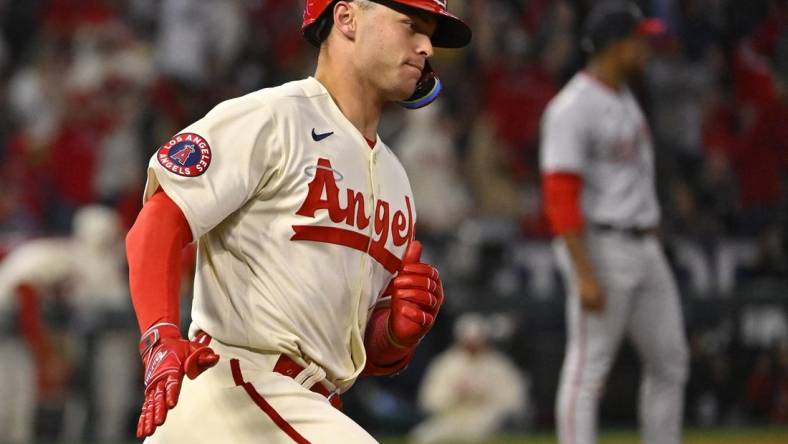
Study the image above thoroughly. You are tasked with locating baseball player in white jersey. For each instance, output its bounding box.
[410,313,527,444]
[0,205,130,443]
[125,1,470,442]
[540,2,689,444]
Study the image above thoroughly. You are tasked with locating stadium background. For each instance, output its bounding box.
[0,0,786,442]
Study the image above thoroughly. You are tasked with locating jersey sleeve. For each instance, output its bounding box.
[143,96,284,239]
[539,97,589,174]
[542,172,584,234]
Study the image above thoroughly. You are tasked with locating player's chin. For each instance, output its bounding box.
[401,65,422,85]
[391,78,420,101]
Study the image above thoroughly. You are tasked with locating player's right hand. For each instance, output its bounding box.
[579,272,605,311]
[137,323,219,438]
[387,241,445,348]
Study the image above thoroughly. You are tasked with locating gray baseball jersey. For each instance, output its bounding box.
[541,71,660,228]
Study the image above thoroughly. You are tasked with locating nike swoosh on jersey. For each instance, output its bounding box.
[311,129,334,141]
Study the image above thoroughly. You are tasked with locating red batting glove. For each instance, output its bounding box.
[137,323,219,438]
[387,241,444,348]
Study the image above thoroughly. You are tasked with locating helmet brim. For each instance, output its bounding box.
[432,12,472,48]
[372,0,471,48]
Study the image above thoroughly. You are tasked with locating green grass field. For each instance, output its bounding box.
[8,426,786,443]
[378,426,788,444]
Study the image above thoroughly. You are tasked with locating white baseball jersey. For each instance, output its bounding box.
[415,347,526,433]
[144,77,416,391]
[0,237,133,444]
[0,239,128,319]
[540,71,660,228]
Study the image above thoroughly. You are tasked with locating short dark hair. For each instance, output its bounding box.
[582,0,644,54]
[308,0,375,47]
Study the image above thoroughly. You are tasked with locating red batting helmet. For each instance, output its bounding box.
[302,0,471,48]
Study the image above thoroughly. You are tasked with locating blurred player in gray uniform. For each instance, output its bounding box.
[540,2,689,444]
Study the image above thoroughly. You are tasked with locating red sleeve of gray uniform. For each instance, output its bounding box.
[542,172,584,235]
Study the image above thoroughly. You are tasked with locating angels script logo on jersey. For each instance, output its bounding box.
[292,158,413,272]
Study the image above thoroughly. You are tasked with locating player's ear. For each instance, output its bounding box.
[333,1,358,41]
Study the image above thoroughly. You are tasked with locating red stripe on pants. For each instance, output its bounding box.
[566,314,587,444]
[230,358,311,444]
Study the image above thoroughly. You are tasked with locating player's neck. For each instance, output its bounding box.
[586,60,627,92]
[314,52,382,141]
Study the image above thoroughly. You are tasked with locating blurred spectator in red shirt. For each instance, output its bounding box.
[745,352,776,419]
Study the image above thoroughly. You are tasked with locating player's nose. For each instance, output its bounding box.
[416,34,434,59]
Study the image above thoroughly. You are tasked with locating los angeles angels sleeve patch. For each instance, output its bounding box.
[157,133,212,177]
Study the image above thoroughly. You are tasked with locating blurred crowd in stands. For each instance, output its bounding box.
[0,0,786,441]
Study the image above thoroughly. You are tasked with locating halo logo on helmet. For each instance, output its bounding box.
[301,0,471,110]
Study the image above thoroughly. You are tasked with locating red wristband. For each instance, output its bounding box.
[362,308,414,376]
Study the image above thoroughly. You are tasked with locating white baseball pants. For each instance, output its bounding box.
[145,337,377,444]
[0,338,35,443]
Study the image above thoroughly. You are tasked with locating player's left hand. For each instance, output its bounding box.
[137,323,219,438]
[387,241,445,348]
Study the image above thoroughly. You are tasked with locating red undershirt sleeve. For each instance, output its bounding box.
[543,172,584,235]
[126,189,193,333]
[362,307,415,376]
[17,283,46,358]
